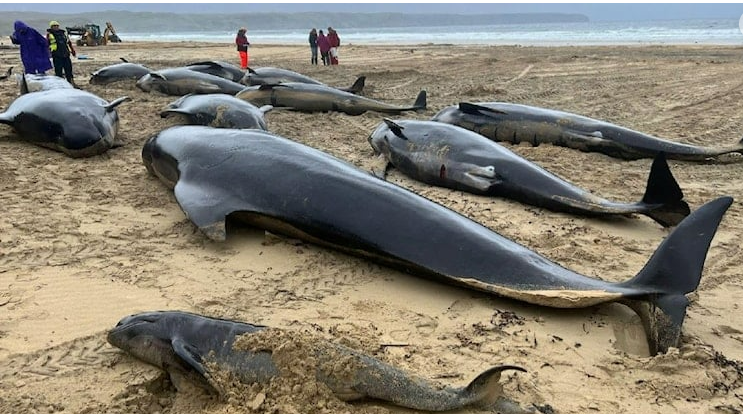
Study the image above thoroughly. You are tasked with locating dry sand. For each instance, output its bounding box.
[1,41,742,413]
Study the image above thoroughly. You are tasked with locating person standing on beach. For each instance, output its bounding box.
[10,20,52,74]
[236,27,250,69]
[317,29,330,66]
[309,28,318,65]
[327,27,340,65]
[46,20,76,85]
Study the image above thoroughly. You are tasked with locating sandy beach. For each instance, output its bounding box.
[1,41,742,413]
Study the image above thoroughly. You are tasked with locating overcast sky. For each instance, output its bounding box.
[0,3,740,22]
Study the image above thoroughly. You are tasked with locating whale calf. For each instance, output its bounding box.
[108,311,529,412]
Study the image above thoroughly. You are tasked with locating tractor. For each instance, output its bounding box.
[66,22,121,46]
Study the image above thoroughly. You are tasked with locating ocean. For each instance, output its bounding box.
[118,18,743,46]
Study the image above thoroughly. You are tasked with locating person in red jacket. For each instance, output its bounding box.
[327,27,340,65]
[317,29,331,66]
[235,27,250,69]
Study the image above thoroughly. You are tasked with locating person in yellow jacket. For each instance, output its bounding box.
[46,20,76,85]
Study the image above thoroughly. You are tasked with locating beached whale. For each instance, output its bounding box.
[18,73,74,94]
[108,310,529,412]
[432,102,743,161]
[185,60,246,83]
[235,83,425,115]
[368,119,690,227]
[241,66,366,94]
[0,81,129,157]
[89,58,152,85]
[160,93,273,130]
[142,126,732,354]
[136,68,246,96]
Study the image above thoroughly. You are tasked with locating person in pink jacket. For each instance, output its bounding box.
[316,29,331,66]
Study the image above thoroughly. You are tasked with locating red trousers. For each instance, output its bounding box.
[239,51,249,69]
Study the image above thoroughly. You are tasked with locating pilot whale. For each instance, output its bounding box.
[235,83,425,115]
[432,102,743,161]
[241,66,366,94]
[1,77,129,157]
[368,119,690,227]
[108,311,529,412]
[89,58,152,85]
[142,125,733,354]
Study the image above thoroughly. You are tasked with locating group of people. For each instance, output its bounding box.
[309,27,340,66]
[10,20,78,86]
[235,26,340,69]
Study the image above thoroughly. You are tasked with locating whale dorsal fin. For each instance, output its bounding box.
[247,67,257,74]
[188,61,223,70]
[383,118,407,140]
[258,83,290,91]
[458,102,508,115]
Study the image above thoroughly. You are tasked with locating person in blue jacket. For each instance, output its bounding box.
[9,20,53,74]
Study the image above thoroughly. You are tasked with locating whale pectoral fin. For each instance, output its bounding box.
[332,386,366,402]
[198,82,222,92]
[259,105,274,114]
[172,337,207,377]
[160,108,191,119]
[370,153,391,180]
[119,57,129,63]
[550,195,607,212]
[105,96,130,112]
[174,180,236,241]
[563,129,612,145]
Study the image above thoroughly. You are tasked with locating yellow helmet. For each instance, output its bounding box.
[49,21,60,27]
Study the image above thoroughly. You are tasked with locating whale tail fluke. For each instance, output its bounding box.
[640,152,691,227]
[461,365,526,407]
[413,90,427,112]
[621,196,733,354]
[0,66,12,80]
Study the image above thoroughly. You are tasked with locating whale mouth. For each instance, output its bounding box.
[469,165,497,178]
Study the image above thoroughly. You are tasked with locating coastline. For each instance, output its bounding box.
[1,42,742,414]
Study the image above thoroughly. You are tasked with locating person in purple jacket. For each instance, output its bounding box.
[317,29,331,66]
[10,20,52,74]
